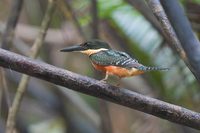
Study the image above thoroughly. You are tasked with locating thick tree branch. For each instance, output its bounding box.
[0,48,199,130]
[160,0,200,83]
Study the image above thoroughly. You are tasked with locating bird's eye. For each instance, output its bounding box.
[84,42,90,46]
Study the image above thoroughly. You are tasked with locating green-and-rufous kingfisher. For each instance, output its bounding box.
[60,39,169,81]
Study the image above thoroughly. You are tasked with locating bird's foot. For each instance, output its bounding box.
[99,78,107,84]
[100,73,109,82]
[100,77,107,81]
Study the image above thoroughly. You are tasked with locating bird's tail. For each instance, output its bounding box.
[137,65,169,71]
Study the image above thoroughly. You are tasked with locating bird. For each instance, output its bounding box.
[60,39,169,81]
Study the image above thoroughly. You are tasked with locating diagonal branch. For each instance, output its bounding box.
[1,0,24,50]
[58,0,87,40]
[145,0,200,84]
[160,0,200,83]
[0,48,199,130]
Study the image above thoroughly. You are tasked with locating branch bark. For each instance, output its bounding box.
[0,48,199,130]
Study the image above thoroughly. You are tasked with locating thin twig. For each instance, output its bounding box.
[0,68,11,107]
[98,100,113,133]
[91,0,99,38]
[0,70,3,116]
[5,0,56,133]
[1,0,24,50]
[58,0,87,40]
[144,0,200,84]
[0,48,199,130]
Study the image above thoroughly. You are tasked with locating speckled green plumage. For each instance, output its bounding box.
[90,50,140,69]
[90,50,169,71]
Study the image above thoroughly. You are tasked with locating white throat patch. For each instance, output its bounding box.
[80,48,108,55]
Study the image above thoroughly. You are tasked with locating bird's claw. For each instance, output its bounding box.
[100,78,107,83]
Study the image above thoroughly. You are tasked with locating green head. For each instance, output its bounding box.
[60,40,111,55]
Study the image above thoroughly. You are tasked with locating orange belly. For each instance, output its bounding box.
[92,63,144,78]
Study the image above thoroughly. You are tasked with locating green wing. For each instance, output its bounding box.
[89,50,141,69]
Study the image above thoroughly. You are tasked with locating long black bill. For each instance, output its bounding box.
[60,45,85,52]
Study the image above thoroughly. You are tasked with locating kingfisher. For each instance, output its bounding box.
[60,39,169,81]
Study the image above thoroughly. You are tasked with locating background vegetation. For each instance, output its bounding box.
[0,0,200,132]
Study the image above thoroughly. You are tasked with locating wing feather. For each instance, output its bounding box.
[89,50,141,69]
